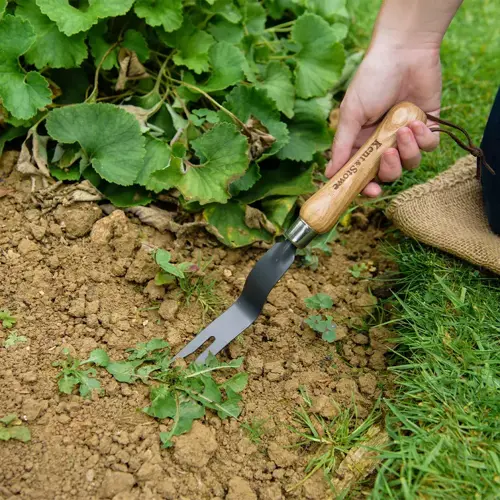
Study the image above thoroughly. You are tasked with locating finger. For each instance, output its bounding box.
[409,120,440,152]
[361,181,382,198]
[396,127,421,170]
[326,97,364,177]
[378,148,403,182]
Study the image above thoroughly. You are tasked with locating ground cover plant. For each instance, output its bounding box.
[0,0,362,248]
[0,414,31,443]
[304,293,336,342]
[54,339,248,447]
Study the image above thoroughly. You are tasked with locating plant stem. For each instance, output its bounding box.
[86,42,119,103]
[266,20,295,32]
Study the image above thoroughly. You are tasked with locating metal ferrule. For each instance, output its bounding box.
[285,218,317,248]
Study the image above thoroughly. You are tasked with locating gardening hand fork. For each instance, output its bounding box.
[174,102,427,363]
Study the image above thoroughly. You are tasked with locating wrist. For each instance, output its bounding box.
[370,27,443,52]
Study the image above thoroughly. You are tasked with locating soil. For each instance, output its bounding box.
[0,150,397,500]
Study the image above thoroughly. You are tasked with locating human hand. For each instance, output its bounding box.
[327,45,442,197]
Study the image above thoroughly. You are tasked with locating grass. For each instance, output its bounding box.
[372,244,500,499]
[344,1,500,498]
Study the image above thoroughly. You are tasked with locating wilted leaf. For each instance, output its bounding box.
[225,85,289,160]
[115,48,150,91]
[244,205,276,234]
[204,201,273,248]
[16,126,51,178]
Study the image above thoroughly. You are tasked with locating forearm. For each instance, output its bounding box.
[371,0,463,50]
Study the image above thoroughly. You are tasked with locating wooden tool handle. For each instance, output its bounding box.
[300,101,427,234]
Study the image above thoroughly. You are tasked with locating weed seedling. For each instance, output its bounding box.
[54,340,249,448]
[241,418,268,445]
[0,414,31,443]
[3,331,27,348]
[53,349,103,399]
[304,294,336,342]
[154,249,221,318]
[0,310,16,329]
[297,228,339,270]
[349,263,368,278]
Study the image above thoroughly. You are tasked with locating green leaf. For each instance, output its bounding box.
[136,137,173,192]
[35,0,135,36]
[88,22,118,70]
[123,29,149,61]
[305,0,349,22]
[258,62,295,119]
[204,201,273,248]
[278,96,333,162]
[79,371,102,398]
[200,42,246,92]
[0,310,16,328]
[106,360,142,383]
[7,426,31,442]
[0,127,27,156]
[98,183,154,208]
[145,385,177,419]
[224,85,289,159]
[16,0,87,69]
[0,0,6,20]
[292,13,345,98]
[163,20,215,74]
[178,123,249,205]
[211,0,242,23]
[208,17,244,43]
[243,0,266,34]
[0,414,19,426]
[134,0,183,33]
[0,15,52,120]
[304,293,334,310]
[84,348,110,367]
[160,398,205,447]
[126,338,170,360]
[58,373,79,394]
[229,162,261,196]
[305,314,336,342]
[238,162,315,204]
[261,196,297,230]
[201,376,222,403]
[46,103,146,186]
[216,393,242,419]
[155,249,186,279]
[222,372,248,393]
[4,331,28,348]
[49,164,81,181]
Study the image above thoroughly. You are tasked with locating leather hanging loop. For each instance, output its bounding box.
[425,113,494,180]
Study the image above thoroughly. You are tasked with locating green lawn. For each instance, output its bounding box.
[348,1,500,498]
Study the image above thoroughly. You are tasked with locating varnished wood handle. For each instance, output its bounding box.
[300,101,427,234]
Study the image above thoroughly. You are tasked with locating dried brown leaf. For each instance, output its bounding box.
[115,48,150,91]
[244,205,276,234]
[243,117,276,161]
[16,127,51,178]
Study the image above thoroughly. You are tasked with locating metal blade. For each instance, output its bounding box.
[174,239,296,363]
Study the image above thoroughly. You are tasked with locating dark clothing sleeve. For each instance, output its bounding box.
[480,87,500,235]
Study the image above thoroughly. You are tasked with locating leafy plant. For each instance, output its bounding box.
[3,331,28,348]
[349,262,368,278]
[304,293,336,342]
[53,349,103,398]
[241,418,268,445]
[0,310,16,329]
[154,249,221,317]
[0,414,31,443]
[297,227,339,270]
[0,0,359,248]
[54,339,248,447]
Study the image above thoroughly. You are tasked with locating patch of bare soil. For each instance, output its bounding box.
[0,151,396,500]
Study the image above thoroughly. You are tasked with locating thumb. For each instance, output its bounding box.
[326,100,363,178]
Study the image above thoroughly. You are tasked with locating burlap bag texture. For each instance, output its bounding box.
[386,155,500,275]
